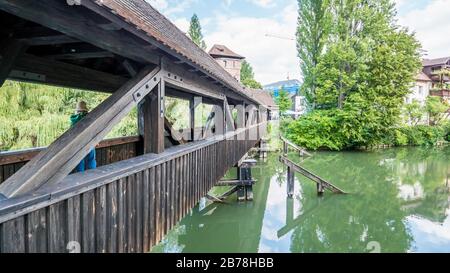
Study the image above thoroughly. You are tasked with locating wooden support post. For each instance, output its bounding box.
[151,80,165,153]
[317,182,324,196]
[189,97,199,141]
[138,80,165,154]
[287,166,295,198]
[0,66,163,198]
[0,39,27,86]
[283,141,288,156]
[237,159,256,202]
[215,103,225,136]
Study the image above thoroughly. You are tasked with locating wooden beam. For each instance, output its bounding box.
[151,80,165,153]
[280,135,312,157]
[224,98,235,132]
[279,156,347,194]
[0,0,160,65]
[190,97,200,141]
[10,54,128,93]
[122,60,138,77]
[0,66,163,198]
[164,117,186,145]
[47,51,115,60]
[0,39,26,86]
[19,35,79,46]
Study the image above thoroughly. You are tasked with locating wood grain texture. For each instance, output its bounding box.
[0,123,267,253]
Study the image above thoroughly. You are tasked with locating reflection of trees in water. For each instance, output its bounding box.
[390,147,450,223]
[153,147,450,253]
[289,151,412,253]
[288,147,450,252]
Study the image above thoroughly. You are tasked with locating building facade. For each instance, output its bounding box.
[209,44,245,82]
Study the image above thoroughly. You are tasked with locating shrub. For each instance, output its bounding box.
[394,129,408,146]
[285,110,345,150]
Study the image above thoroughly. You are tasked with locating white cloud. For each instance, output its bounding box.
[398,0,450,59]
[204,3,300,85]
[247,0,277,8]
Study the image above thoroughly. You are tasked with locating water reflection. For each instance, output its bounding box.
[152,146,450,253]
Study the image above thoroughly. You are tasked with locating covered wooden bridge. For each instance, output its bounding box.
[0,0,268,253]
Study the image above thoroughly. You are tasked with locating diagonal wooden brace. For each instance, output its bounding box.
[0,66,163,198]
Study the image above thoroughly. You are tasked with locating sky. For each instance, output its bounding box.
[145,0,450,85]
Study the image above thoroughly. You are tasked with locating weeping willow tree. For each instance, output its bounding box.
[0,81,138,151]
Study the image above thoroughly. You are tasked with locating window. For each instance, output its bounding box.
[224,60,227,67]
[418,86,423,95]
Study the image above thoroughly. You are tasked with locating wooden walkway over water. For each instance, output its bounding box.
[0,0,269,252]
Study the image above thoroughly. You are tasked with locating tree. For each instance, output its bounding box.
[296,0,331,109]
[289,0,422,149]
[276,89,292,114]
[188,14,207,50]
[240,60,263,89]
[404,100,424,126]
[426,96,449,126]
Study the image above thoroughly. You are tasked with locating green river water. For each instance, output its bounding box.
[153,146,450,253]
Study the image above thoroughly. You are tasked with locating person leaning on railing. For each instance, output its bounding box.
[70,101,97,172]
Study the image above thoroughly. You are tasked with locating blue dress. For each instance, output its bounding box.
[70,113,97,172]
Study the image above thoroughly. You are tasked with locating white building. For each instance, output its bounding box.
[406,72,432,105]
[404,72,433,125]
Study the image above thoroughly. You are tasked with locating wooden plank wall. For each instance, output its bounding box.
[0,137,141,185]
[0,127,262,253]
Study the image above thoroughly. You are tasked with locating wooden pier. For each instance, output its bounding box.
[0,0,269,252]
[279,155,346,196]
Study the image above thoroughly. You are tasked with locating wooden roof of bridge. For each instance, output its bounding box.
[0,0,263,106]
[84,0,260,105]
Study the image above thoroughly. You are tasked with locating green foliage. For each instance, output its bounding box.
[0,81,138,151]
[296,0,331,108]
[240,60,263,89]
[425,96,449,126]
[398,126,444,146]
[188,14,207,50]
[404,100,425,125]
[292,0,422,149]
[241,78,263,89]
[285,108,447,150]
[275,89,292,114]
[285,110,345,150]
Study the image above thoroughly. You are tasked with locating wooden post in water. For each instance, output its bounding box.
[317,182,324,196]
[287,166,295,198]
[236,159,257,201]
[259,139,268,159]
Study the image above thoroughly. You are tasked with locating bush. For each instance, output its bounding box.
[400,125,444,146]
[393,129,408,146]
[284,109,447,151]
[285,110,346,150]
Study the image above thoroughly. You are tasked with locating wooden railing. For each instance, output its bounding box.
[0,122,266,253]
[0,136,141,185]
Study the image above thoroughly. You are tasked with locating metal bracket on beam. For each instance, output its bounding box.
[10,70,46,82]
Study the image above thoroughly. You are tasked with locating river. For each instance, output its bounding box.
[152,146,450,253]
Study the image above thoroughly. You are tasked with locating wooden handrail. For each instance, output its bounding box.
[280,135,312,157]
[0,136,141,166]
[279,155,346,194]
